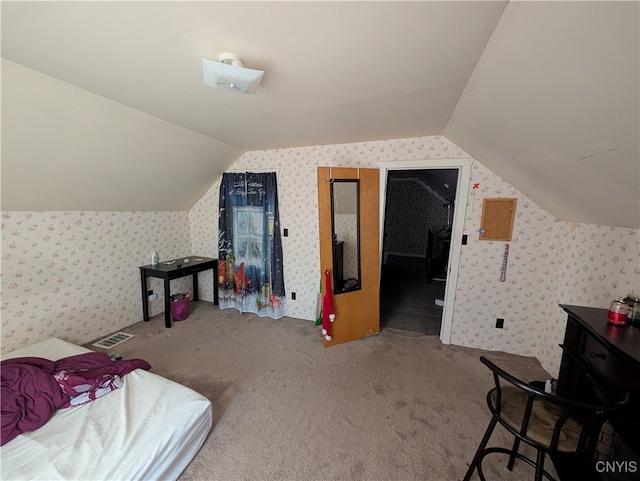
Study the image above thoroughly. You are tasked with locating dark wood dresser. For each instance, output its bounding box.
[556,305,640,467]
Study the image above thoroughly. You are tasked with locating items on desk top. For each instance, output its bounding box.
[146,256,210,267]
[623,293,640,326]
[608,299,630,326]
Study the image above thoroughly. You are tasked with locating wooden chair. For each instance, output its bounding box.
[463,355,628,481]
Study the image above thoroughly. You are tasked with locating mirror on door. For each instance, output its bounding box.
[331,179,361,294]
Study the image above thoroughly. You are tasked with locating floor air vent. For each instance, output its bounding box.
[92,332,134,349]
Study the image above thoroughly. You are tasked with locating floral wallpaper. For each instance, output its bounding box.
[383,178,449,256]
[1,211,192,353]
[190,136,638,376]
[189,136,470,321]
[536,223,640,372]
[451,161,639,375]
[2,135,638,378]
[451,161,554,356]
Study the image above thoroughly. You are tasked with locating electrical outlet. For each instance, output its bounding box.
[496,318,504,329]
[291,292,296,300]
[283,228,289,237]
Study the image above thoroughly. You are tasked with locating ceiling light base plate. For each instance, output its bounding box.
[219,52,240,65]
[201,55,264,94]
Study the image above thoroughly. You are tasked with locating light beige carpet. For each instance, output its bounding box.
[88,301,554,481]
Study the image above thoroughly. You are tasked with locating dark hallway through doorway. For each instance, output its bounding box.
[380,254,444,335]
[380,169,458,335]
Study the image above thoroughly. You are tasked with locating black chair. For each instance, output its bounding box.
[463,354,629,481]
[425,229,434,281]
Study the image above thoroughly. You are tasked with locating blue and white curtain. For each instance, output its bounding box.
[218,172,287,318]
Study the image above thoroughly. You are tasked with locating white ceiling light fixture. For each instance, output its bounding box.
[201,53,265,94]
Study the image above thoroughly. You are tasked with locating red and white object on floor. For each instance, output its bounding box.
[322,270,335,341]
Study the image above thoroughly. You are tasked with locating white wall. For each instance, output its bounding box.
[190,136,472,320]
[2,135,637,376]
[537,223,640,373]
[1,211,192,353]
[452,160,639,373]
[1,59,240,212]
[189,136,639,376]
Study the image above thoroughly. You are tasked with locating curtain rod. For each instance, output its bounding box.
[224,169,281,174]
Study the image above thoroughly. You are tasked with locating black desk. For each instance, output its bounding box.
[140,256,218,328]
[556,304,640,479]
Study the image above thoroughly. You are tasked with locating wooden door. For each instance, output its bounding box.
[317,167,380,347]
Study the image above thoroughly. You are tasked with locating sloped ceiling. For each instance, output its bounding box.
[445,1,639,229]
[1,1,638,227]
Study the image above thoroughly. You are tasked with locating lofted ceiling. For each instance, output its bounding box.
[1,1,638,227]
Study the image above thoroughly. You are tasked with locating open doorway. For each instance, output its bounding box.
[380,169,458,335]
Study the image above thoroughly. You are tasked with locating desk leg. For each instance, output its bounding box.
[141,271,149,322]
[192,273,199,302]
[213,261,219,305]
[164,279,172,328]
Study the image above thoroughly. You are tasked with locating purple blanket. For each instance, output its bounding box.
[1,352,150,446]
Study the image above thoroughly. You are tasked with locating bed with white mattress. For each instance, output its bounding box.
[1,338,213,481]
